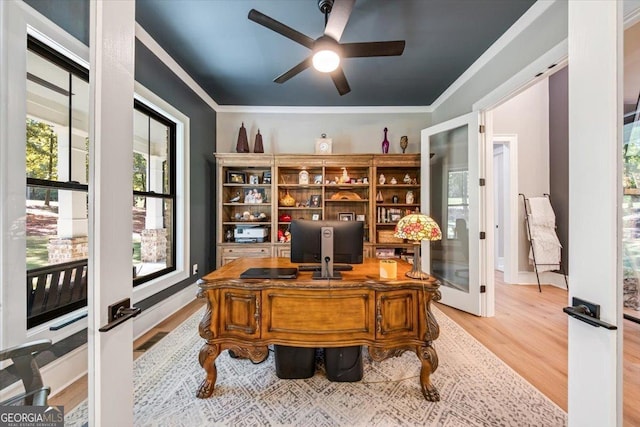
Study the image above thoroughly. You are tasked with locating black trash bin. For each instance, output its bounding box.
[324,346,363,382]
[274,345,316,379]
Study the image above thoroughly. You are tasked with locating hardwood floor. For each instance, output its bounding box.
[437,273,640,427]
[49,278,640,425]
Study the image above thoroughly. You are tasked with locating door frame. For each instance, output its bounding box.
[490,133,519,284]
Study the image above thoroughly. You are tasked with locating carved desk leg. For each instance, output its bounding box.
[417,344,440,401]
[197,343,220,398]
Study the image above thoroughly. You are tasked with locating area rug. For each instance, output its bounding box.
[65,306,566,426]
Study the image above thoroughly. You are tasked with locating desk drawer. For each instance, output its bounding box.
[262,289,375,343]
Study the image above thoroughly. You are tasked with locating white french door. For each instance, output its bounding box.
[88,1,135,425]
[420,112,488,316]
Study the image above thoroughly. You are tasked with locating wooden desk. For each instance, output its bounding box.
[196,257,442,401]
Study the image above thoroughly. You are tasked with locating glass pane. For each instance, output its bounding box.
[149,116,169,194]
[133,109,170,194]
[429,124,470,292]
[26,188,89,269]
[132,196,174,281]
[71,75,90,185]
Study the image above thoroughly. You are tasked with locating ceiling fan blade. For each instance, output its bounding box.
[330,67,351,96]
[324,0,355,42]
[248,9,315,49]
[342,40,406,58]
[274,56,313,84]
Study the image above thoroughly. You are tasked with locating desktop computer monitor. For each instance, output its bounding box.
[290,219,364,279]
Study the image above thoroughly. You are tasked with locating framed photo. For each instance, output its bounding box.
[244,188,267,204]
[390,213,402,222]
[262,171,272,184]
[248,174,260,185]
[310,194,322,207]
[311,213,320,221]
[356,214,366,222]
[314,174,323,184]
[338,212,355,221]
[226,170,246,184]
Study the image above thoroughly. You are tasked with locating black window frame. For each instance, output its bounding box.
[132,99,177,286]
[25,36,90,328]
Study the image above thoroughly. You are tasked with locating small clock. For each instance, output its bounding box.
[315,136,332,154]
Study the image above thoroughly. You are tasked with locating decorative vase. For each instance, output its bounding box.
[379,173,386,185]
[253,129,264,153]
[406,190,414,204]
[376,191,384,203]
[279,190,296,207]
[381,127,389,154]
[400,135,408,153]
[236,122,250,153]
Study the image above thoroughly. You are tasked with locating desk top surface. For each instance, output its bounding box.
[199,257,439,290]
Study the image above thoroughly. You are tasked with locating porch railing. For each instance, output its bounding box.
[27,259,88,329]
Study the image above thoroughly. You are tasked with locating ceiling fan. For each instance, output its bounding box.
[248,0,405,96]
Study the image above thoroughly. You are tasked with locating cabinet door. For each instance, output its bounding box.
[375,289,419,340]
[219,288,261,339]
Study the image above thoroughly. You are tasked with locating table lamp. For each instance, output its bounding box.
[394,213,442,280]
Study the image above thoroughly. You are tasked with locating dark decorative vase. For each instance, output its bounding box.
[381,127,389,154]
[254,129,264,153]
[236,122,250,153]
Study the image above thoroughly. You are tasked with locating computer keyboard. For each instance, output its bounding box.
[298,264,353,272]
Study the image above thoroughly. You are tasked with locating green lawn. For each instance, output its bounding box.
[26,236,49,270]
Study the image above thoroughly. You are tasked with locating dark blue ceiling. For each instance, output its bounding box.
[135,0,535,107]
[27,0,536,107]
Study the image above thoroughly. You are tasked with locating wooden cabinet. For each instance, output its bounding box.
[215,154,274,267]
[215,153,421,267]
[372,154,421,258]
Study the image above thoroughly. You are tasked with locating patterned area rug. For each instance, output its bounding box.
[65,306,566,426]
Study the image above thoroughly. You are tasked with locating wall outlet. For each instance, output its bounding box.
[192,264,198,275]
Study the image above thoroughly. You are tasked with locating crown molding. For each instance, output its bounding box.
[215,105,432,114]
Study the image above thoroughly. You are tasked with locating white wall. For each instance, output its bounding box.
[492,78,550,272]
[216,112,429,154]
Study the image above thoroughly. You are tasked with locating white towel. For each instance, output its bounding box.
[528,197,556,228]
[528,224,561,272]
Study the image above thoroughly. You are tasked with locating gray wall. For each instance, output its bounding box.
[24,0,89,45]
[432,1,568,124]
[135,40,217,298]
[549,66,569,273]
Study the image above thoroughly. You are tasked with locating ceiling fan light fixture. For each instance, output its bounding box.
[313,49,340,73]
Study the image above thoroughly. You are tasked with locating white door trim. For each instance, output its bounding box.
[490,133,519,284]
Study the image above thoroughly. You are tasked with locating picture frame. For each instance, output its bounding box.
[390,213,402,222]
[356,214,366,222]
[314,174,323,184]
[248,174,260,185]
[338,212,355,221]
[226,170,246,184]
[262,171,272,184]
[311,213,320,221]
[310,194,322,207]
[244,188,267,204]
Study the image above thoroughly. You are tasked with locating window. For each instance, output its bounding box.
[447,169,469,240]
[132,100,176,285]
[25,36,90,328]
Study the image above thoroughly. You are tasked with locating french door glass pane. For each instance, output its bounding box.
[429,124,470,292]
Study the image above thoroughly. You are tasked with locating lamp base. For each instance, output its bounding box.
[406,244,435,281]
[405,270,433,281]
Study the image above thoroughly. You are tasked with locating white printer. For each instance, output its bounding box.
[234,225,268,243]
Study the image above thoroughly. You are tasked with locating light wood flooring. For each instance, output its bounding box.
[49,278,640,425]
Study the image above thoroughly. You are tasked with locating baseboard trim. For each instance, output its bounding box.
[516,271,569,289]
